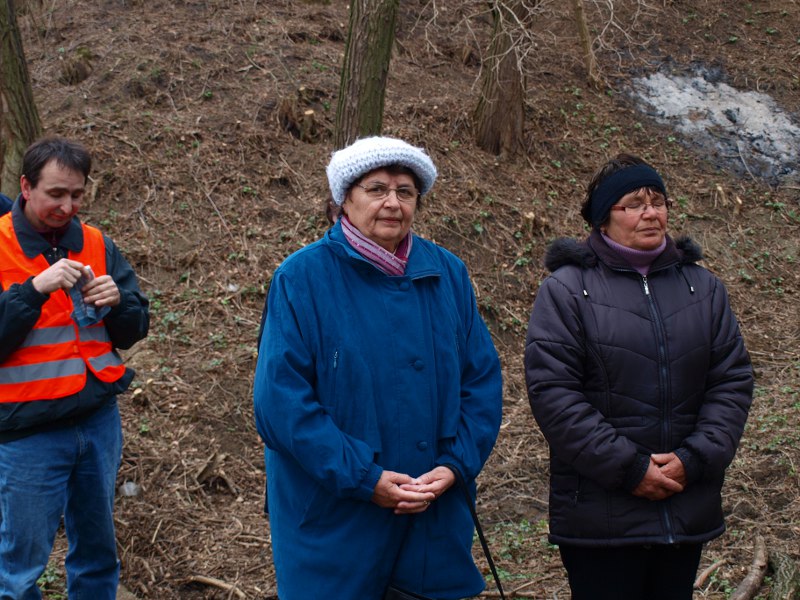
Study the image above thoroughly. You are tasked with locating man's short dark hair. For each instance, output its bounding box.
[22,137,92,188]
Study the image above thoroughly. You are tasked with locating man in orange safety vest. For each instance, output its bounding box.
[0,137,149,599]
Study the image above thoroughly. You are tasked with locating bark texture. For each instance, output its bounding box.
[474,0,532,157]
[0,0,41,196]
[333,0,398,150]
[571,0,599,87]
[769,551,800,600]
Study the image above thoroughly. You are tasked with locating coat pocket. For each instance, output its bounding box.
[323,347,382,454]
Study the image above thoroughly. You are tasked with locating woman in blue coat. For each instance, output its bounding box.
[254,137,503,600]
[524,154,753,600]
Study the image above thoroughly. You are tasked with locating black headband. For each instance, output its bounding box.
[589,164,667,226]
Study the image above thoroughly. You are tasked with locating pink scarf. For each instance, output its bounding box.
[341,216,412,276]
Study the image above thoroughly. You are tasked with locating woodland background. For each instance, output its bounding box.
[5,0,799,598]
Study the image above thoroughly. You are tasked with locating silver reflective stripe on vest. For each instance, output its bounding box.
[0,358,85,384]
[20,326,76,348]
[79,326,111,343]
[88,351,123,372]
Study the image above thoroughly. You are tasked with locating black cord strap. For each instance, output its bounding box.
[445,465,506,600]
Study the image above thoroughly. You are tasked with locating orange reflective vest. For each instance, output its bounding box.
[0,215,126,403]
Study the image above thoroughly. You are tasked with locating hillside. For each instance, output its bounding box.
[17,0,799,598]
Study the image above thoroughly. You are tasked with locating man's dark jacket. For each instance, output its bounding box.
[0,194,12,216]
[0,197,150,441]
[524,230,753,547]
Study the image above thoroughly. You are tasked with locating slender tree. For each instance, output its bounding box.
[0,0,42,196]
[571,0,599,87]
[333,0,399,150]
[474,0,533,157]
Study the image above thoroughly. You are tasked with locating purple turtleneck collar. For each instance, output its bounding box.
[601,232,667,276]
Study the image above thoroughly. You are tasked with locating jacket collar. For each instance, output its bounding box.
[325,220,441,279]
[545,228,703,273]
[12,195,85,259]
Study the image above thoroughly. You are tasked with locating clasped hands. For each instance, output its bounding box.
[32,258,120,307]
[371,465,455,515]
[632,452,687,501]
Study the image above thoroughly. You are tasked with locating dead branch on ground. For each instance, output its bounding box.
[694,558,728,589]
[729,536,768,600]
[185,575,246,598]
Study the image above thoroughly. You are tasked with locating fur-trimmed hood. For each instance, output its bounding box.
[544,231,704,273]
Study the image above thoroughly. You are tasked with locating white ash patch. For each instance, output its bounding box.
[633,71,800,185]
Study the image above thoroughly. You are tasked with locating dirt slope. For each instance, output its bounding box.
[17,0,799,598]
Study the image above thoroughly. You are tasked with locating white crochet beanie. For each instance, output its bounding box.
[326,136,437,206]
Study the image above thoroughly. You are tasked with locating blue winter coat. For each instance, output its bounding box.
[524,231,753,548]
[253,221,503,600]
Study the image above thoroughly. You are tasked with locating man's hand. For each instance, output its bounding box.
[632,457,684,501]
[82,275,120,308]
[371,470,435,514]
[32,259,85,295]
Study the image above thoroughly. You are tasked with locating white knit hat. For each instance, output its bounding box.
[326,136,437,206]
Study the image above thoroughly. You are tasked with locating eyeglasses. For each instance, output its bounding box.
[354,183,419,204]
[610,199,672,215]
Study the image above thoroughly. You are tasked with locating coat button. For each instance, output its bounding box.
[399,282,410,291]
[417,441,428,450]
[413,360,423,371]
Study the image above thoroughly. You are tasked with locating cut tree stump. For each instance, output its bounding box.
[769,551,800,600]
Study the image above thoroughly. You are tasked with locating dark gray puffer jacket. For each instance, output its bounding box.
[524,230,753,547]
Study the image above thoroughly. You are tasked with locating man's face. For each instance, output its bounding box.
[21,160,86,231]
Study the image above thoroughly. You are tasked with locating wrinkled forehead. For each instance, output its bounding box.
[36,160,88,189]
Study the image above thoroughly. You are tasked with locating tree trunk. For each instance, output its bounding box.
[333,0,398,150]
[571,0,600,87]
[0,0,42,196]
[473,0,531,157]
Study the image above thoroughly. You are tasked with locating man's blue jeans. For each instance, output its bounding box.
[0,401,123,600]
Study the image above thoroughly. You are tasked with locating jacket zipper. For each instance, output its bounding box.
[641,274,676,544]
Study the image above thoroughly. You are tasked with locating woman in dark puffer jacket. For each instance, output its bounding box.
[524,154,753,600]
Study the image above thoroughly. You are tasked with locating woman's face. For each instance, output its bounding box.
[604,188,669,251]
[342,168,417,252]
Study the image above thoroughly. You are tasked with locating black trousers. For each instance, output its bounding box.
[559,543,703,600]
